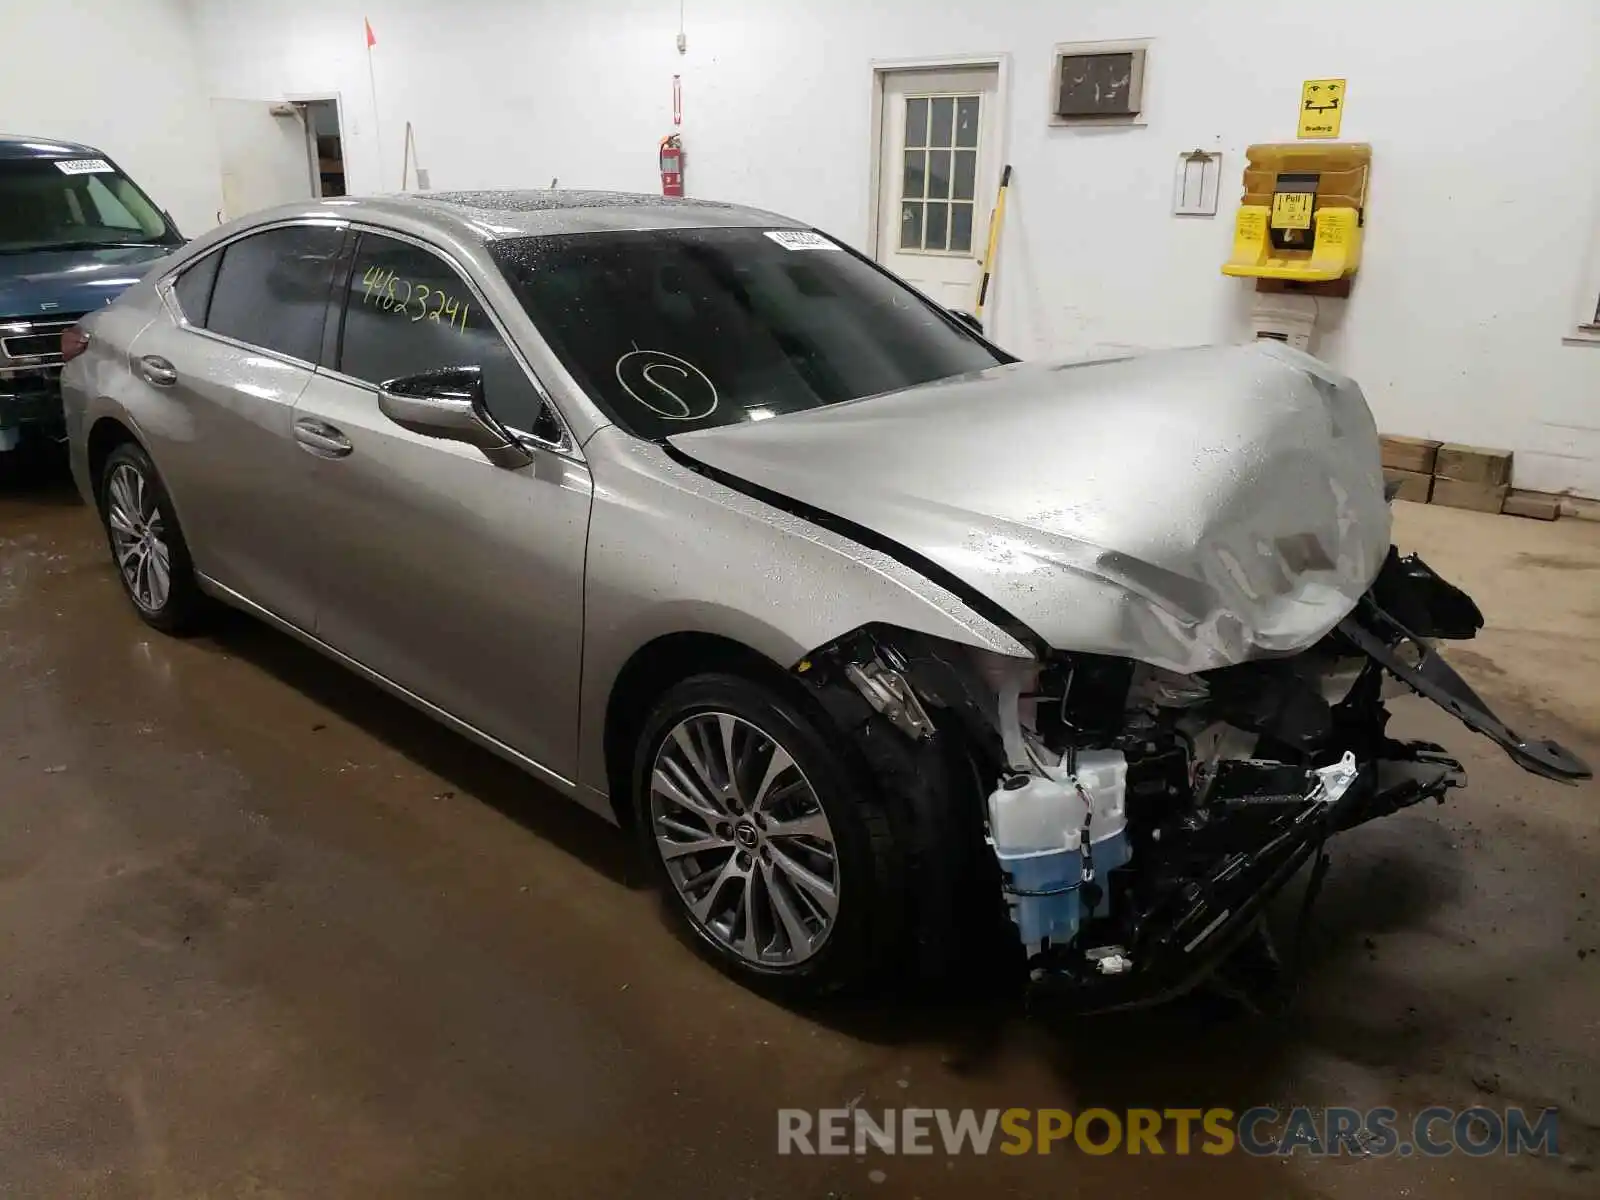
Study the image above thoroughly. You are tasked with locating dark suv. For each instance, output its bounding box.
[1,135,183,453]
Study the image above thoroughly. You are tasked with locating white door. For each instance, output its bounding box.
[209,99,314,223]
[875,66,1001,310]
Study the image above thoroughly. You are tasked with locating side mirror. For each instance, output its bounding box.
[377,364,533,469]
[949,309,984,334]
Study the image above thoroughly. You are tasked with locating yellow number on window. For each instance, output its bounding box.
[429,290,446,322]
[362,264,386,305]
[441,294,459,327]
[411,283,431,322]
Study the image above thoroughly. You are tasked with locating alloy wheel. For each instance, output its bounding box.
[105,462,171,614]
[649,711,840,966]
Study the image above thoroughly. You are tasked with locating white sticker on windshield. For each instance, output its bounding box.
[54,158,115,175]
[763,230,840,251]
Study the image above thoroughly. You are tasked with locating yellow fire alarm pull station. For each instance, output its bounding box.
[1221,142,1370,283]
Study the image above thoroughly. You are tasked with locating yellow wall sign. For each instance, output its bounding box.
[1270,191,1314,230]
[1298,78,1345,139]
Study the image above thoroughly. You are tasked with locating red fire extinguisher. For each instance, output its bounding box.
[660,133,684,197]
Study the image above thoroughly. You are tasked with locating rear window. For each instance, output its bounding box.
[0,157,176,253]
[205,224,343,363]
[489,227,1002,440]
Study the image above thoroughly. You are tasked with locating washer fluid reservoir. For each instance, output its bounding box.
[986,749,1130,954]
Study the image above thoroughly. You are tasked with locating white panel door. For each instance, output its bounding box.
[875,66,1001,311]
[209,99,314,223]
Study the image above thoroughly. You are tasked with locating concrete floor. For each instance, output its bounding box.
[3,450,1598,1199]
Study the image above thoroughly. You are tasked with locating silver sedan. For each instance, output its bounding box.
[61,191,1587,1008]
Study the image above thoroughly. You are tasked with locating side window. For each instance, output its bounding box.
[207,224,343,363]
[338,232,550,435]
[171,251,222,327]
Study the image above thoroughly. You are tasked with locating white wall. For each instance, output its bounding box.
[184,0,1600,495]
[1,0,223,236]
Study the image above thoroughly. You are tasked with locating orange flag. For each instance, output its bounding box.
[364,18,376,48]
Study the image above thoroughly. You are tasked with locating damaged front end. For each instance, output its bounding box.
[797,549,1590,1012]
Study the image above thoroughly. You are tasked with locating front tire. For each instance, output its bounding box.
[98,441,205,633]
[633,672,905,996]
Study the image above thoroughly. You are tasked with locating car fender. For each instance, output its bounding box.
[575,428,1033,801]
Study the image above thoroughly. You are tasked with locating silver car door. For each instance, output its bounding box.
[291,228,591,783]
[127,220,345,631]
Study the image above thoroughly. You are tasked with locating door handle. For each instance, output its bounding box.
[138,355,178,387]
[293,416,354,458]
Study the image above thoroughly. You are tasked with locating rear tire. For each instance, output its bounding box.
[632,671,906,997]
[98,441,206,634]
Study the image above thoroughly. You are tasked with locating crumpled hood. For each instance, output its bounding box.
[670,342,1391,673]
[0,245,173,318]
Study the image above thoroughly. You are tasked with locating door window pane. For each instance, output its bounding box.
[953,150,976,201]
[927,150,952,200]
[904,98,928,148]
[207,223,342,362]
[172,249,221,326]
[901,150,926,201]
[950,203,974,254]
[925,202,949,251]
[955,97,980,147]
[929,97,954,147]
[899,202,924,250]
[338,232,548,435]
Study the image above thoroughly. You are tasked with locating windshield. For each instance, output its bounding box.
[0,157,177,254]
[489,227,1004,439]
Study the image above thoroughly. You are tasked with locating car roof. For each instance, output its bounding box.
[0,135,105,160]
[235,189,807,243]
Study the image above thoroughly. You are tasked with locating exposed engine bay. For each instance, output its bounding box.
[797,547,1591,1011]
